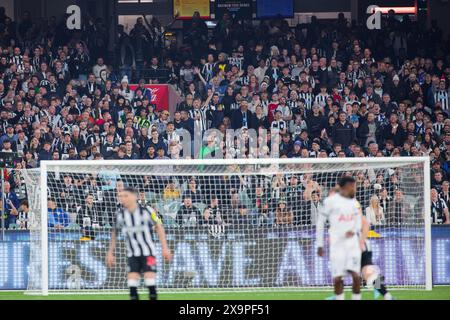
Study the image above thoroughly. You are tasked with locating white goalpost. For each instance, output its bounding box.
[24,157,432,295]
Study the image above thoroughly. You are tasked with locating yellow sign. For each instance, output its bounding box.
[173,0,210,19]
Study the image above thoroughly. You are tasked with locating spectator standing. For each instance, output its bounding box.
[365,195,385,226]
[47,198,70,228]
[0,181,19,229]
[431,188,450,224]
[332,111,355,149]
[176,195,201,226]
[201,196,223,225]
[77,193,104,239]
[275,199,293,226]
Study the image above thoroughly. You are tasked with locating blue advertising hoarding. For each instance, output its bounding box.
[0,226,449,290]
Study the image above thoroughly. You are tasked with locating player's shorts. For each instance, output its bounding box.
[330,238,361,278]
[361,250,373,269]
[127,255,157,273]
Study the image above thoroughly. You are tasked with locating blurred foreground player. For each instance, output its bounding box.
[316,176,364,300]
[107,187,172,300]
[325,212,394,300]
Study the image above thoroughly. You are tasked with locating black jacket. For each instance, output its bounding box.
[383,124,406,147]
[77,204,104,226]
[176,205,202,226]
[331,120,355,148]
[231,109,255,130]
[306,113,327,139]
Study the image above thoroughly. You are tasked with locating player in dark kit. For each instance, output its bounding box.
[107,187,172,300]
[360,215,393,300]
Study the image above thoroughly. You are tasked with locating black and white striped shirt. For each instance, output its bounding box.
[238,75,250,86]
[300,57,312,69]
[433,122,445,136]
[431,198,448,224]
[189,107,208,132]
[271,120,287,131]
[361,57,375,68]
[347,69,365,84]
[9,55,24,68]
[337,81,346,93]
[32,56,42,71]
[115,205,160,258]
[228,57,244,71]
[230,102,241,113]
[434,90,449,111]
[314,93,329,107]
[202,63,214,82]
[298,92,314,110]
[286,99,299,111]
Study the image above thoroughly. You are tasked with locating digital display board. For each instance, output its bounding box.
[256,0,294,18]
[214,0,253,20]
[173,0,210,19]
[1,227,449,290]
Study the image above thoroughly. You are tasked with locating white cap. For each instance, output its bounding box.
[121,75,129,84]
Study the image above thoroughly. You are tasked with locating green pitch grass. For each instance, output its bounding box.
[0,286,449,300]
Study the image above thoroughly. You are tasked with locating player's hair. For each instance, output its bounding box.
[47,197,56,203]
[20,200,29,208]
[122,187,138,195]
[338,176,356,188]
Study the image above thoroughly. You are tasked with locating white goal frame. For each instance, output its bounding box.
[35,157,432,295]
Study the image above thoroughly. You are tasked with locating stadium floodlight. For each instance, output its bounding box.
[23,157,431,295]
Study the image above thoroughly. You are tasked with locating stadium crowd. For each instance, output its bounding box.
[0,8,449,230]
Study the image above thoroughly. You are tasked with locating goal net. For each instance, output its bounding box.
[24,158,431,295]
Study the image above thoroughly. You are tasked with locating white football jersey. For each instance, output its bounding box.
[321,193,362,244]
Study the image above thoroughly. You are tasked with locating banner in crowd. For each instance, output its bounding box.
[129,84,169,111]
[214,0,253,20]
[173,0,211,19]
[0,226,449,290]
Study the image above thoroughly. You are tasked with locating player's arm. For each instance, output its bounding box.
[106,228,116,267]
[360,215,370,251]
[316,198,330,257]
[107,208,121,267]
[155,223,172,261]
[316,213,326,257]
[150,209,173,261]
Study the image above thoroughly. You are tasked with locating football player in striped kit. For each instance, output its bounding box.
[107,187,172,300]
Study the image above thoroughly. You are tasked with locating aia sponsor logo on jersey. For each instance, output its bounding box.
[338,214,354,222]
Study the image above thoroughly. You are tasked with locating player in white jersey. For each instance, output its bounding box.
[326,210,394,300]
[316,176,365,300]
